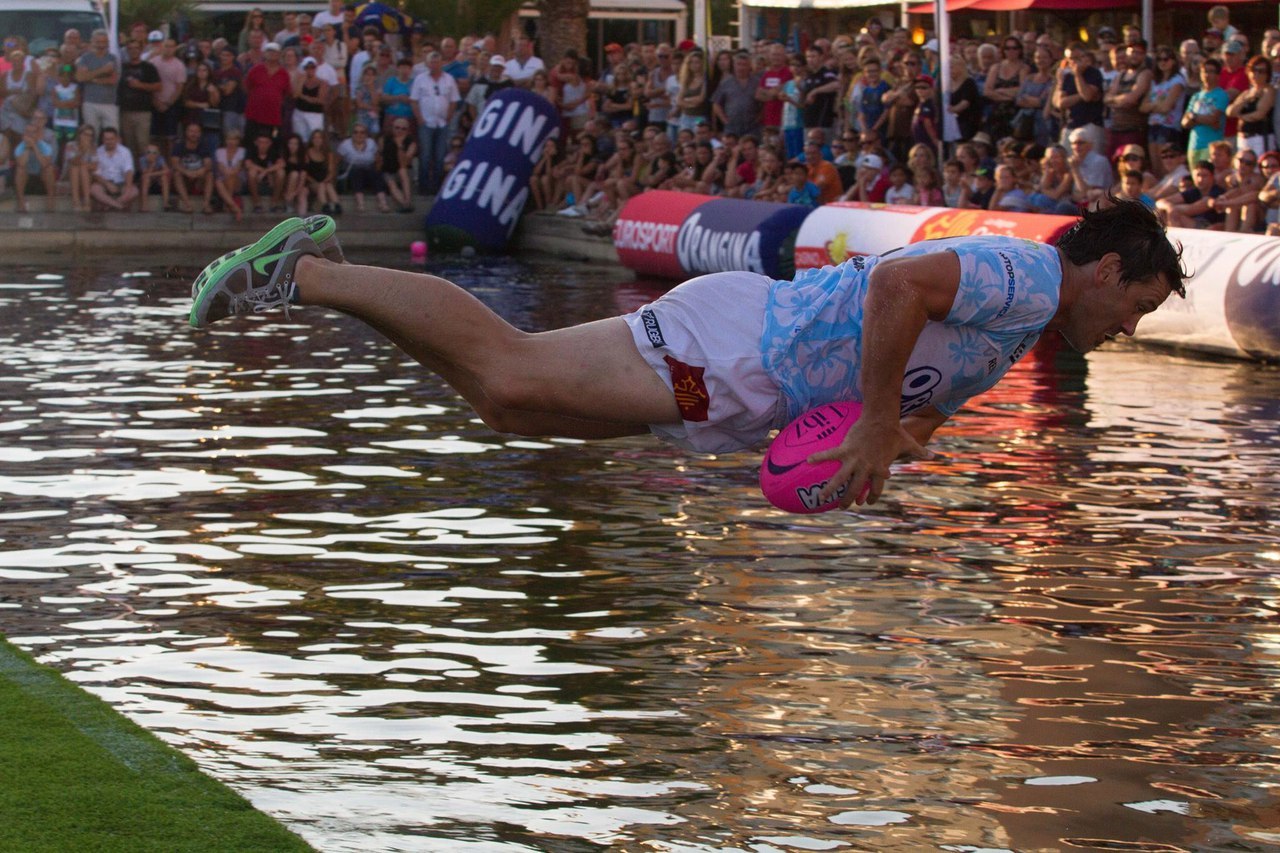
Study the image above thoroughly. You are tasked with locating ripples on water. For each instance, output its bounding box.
[0,258,1277,852]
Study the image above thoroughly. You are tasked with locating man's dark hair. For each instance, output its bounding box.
[1056,197,1186,298]
[1202,56,1222,73]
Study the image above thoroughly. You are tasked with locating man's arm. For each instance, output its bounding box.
[809,251,956,505]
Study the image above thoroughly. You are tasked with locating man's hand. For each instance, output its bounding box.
[808,414,933,507]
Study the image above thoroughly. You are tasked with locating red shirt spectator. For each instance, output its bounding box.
[756,43,792,129]
[244,44,291,127]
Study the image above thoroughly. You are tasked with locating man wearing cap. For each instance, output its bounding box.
[244,42,291,145]
[505,36,544,89]
[142,29,164,62]
[1053,42,1105,154]
[76,29,120,135]
[117,39,161,171]
[466,54,512,120]
[1219,39,1248,137]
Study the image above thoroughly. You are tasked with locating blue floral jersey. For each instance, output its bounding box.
[761,236,1063,423]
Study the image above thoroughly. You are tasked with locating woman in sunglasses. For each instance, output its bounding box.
[1225,57,1276,158]
[1140,48,1186,178]
[984,37,1029,141]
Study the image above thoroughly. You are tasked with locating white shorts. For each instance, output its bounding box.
[622,270,787,454]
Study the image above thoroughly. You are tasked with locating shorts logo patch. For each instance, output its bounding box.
[641,309,666,348]
[663,355,710,422]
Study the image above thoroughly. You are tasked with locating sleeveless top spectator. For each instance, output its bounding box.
[1147,72,1185,132]
[1110,68,1145,133]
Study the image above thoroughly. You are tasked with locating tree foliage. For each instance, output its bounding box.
[118,0,202,33]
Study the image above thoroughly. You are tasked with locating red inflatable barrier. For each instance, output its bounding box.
[613,191,712,280]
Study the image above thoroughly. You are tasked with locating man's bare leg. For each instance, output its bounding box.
[292,256,683,438]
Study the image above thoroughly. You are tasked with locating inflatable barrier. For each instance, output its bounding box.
[425,89,559,251]
[613,191,810,281]
[794,202,1077,269]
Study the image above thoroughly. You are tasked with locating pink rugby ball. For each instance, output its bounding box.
[760,401,866,514]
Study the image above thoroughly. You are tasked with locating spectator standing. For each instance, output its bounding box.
[505,36,545,88]
[1218,39,1248,137]
[1104,39,1153,158]
[244,42,291,146]
[2,45,41,142]
[150,39,187,153]
[983,36,1028,140]
[467,55,512,121]
[1142,49,1186,177]
[353,64,382,135]
[382,57,416,125]
[237,9,267,54]
[117,40,160,168]
[182,61,224,153]
[911,75,939,149]
[881,52,920,163]
[313,0,346,32]
[800,45,839,137]
[76,30,119,134]
[90,127,139,210]
[854,56,890,135]
[1182,58,1228,170]
[1053,43,1104,153]
[1226,56,1275,156]
[1012,45,1055,144]
[410,50,458,195]
[292,57,329,139]
[675,50,709,132]
[711,51,760,137]
[50,63,81,155]
[214,46,246,138]
[755,43,792,137]
[780,54,806,160]
[645,46,676,133]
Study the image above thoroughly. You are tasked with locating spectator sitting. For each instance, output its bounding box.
[990,163,1032,211]
[968,165,995,208]
[137,142,170,212]
[244,132,284,212]
[90,126,140,210]
[381,116,417,213]
[303,127,339,214]
[842,151,890,202]
[337,122,389,212]
[1213,147,1263,231]
[1156,159,1223,227]
[745,144,785,201]
[170,121,215,213]
[883,162,916,204]
[13,112,57,212]
[916,165,944,206]
[213,129,247,221]
[530,135,565,210]
[802,129,842,203]
[1113,144,1156,192]
[1150,144,1191,201]
[1115,168,1155,210]
[941,158,970,208]
[64,124,96,211]
[1259,150,1280,235]
[1066,127,1112,205]
[784,159,820,207]
[1029,144,1077,214]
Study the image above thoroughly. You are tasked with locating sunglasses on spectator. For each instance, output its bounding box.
[1238,156,1257,165]
[1161,151,1181,159]
[1262,159,1280,169]
[1122,154,1143,161]
[1004,43,1021,50]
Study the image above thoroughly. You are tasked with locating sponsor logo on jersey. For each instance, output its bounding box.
[641,309,666,348]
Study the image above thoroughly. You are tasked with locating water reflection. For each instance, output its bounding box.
[0,258,1277,852]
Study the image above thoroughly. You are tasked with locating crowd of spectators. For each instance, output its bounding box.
[1,3,1278,236]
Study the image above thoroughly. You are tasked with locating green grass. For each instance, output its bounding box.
[0,637,313,853]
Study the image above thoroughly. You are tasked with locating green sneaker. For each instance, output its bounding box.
[189,225,322,329]
[189,215,342,298]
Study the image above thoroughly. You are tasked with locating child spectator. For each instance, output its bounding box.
[50,64,80,158]
[64,124,96,211]
[137,142,170,212]
[13,114,57,212]
[915,166,943,206]
[1157,159,1223,227]
[968,165,996,209]
[780,55,805,160]
[990,163,1032,211]
[941,159,970,208]
[244,132,284,212]
[1117,168,1155,210]
[784,159,820,207]
[910,75,939,149]
[1182,58,1228,170]
[883,162,916,204]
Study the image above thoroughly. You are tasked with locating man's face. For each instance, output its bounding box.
[1070,137,1091,157]
[64,30,81,45]
[1126,45,1145,68]
[127,41,142,61]
[739,138,756,160]
[805,49,821,70]
[1201,63,1220,89]
[91,32,108,53]
[102,130,118,149]
[733,55,751,76]
[162,39,177,59]
[517,37,532,59]
[185,124,200,143]
[220,48,234,66]
[1061,260,1171,352]
[768,43,785,67]
[441,37,456,59]
[428,52,443,73]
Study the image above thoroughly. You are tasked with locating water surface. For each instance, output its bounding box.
[0,256,1277,852]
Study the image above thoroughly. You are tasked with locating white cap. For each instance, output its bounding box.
[855,153,883,171]
[300,56,316,67]
[148,29,164,42]
[490,54,505,66]
[263,41,281,52]
[923,38,939,52]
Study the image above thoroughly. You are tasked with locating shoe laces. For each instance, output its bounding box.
[230,279,295,319]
